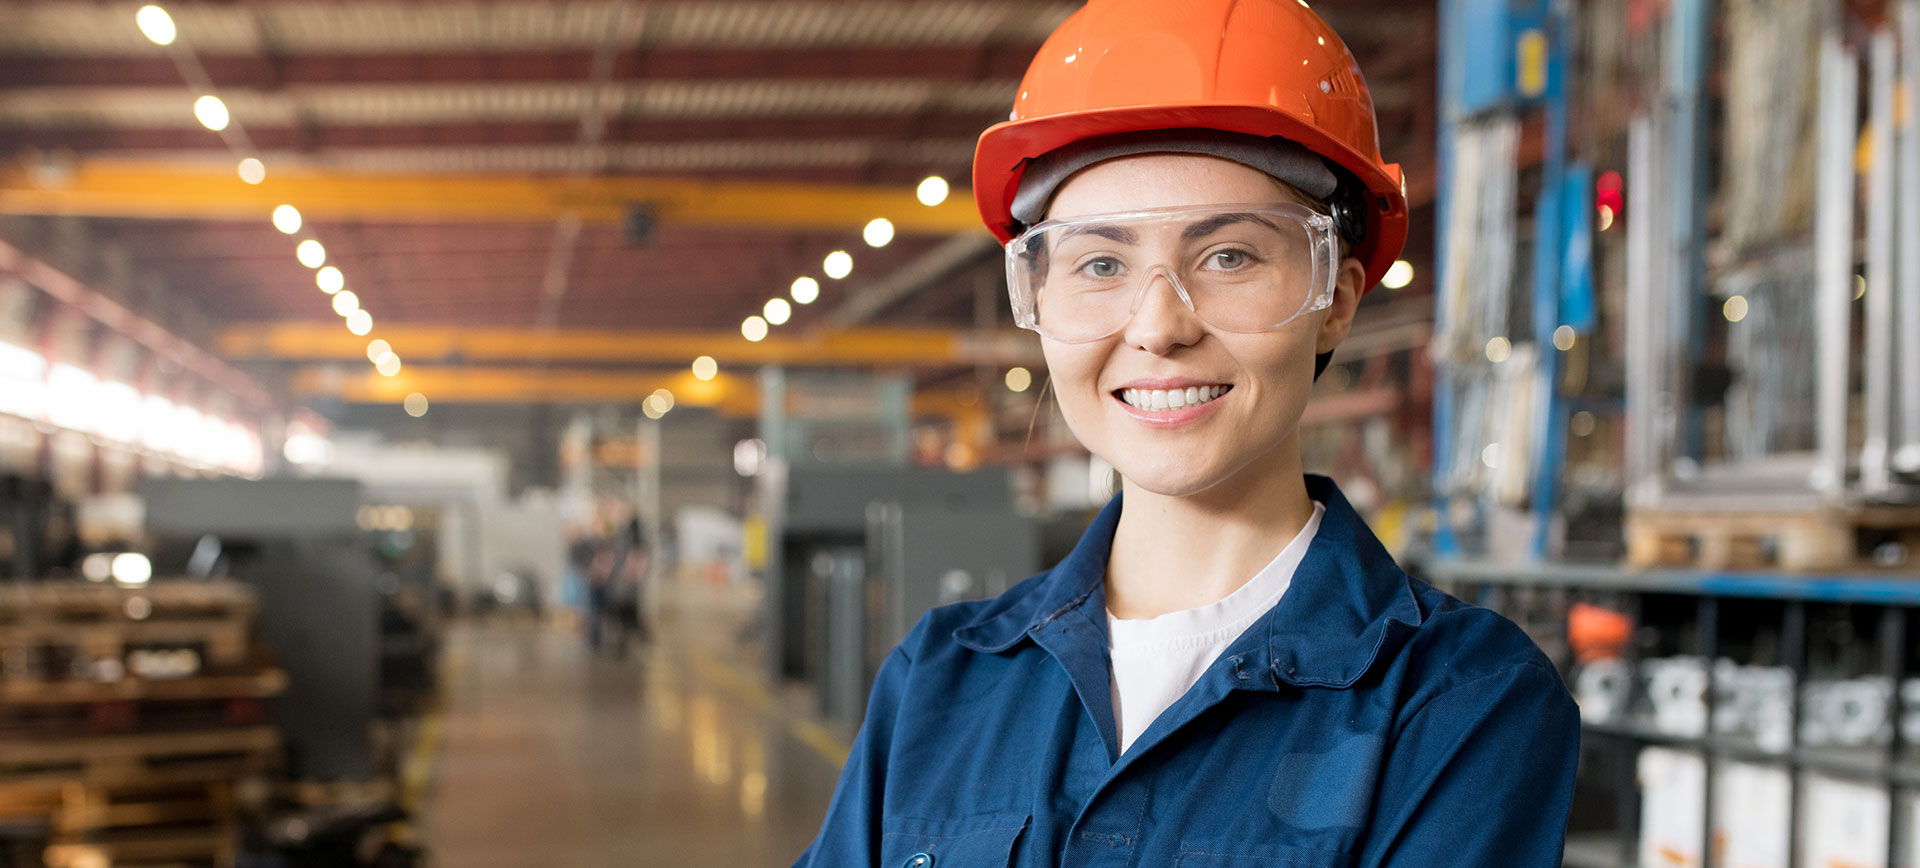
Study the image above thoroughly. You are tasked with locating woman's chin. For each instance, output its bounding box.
[1112,463,1231,499]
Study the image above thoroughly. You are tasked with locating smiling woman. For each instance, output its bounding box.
[792,1,1580,866]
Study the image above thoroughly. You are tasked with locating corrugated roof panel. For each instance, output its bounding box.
[0,80,1017,129]
[627,79,939,119]
[647,2,1012,48]
[0,2,1082,57]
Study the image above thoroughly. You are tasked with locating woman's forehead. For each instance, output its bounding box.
[1045,154,1303,221]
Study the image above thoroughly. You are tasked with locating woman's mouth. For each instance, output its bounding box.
[1115,385,1232,412]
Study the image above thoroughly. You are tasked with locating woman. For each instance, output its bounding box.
[795,1,1580,865]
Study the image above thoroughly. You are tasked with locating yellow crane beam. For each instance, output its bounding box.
[0,160,985,234]
[292,364,992,420]
[219,323,1043,368]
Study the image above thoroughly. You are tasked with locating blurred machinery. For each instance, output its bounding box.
[761,466,1038,727]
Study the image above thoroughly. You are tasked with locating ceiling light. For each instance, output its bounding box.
[331,289,359,317]
[823,250,853,280]
[1005,367,1033,393]
[650,389,675,413]
[1382,260,1415,289]
[272,204,302,234]
[237,158,265,185]
[316,265,343,294]
[917,176,949,207]
[136,6,177,45]
[193,95,229,131]
[1724,295,1749,323]
[742,316,768,342]
[764,298,791,326]
[111,552,153,586]
[296,239,325,267]
[1485,336,1512,364]
[375,352,401,377]
[791,276,820,304]
[692,355,718,381]
[863,218,895,248]
[346,309,372,335]
[404,392,428,417]
[642,395,666,419]
[366,339,391,362]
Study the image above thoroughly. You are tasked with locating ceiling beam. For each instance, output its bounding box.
[0,160,984,233]
[0,46,1041,91]
[0,114,1001,155]
[217,323,1043,368]
[294,364,988,419]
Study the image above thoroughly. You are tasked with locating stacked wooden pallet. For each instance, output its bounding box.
[1625,501,1920,571]
[0,580,284,868]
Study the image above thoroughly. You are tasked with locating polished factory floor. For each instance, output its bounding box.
[421,602,843,868]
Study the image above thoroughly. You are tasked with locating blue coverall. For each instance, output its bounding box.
[794,474,1581,867]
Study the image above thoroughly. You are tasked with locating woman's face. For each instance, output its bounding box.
[1038,154,1363,498]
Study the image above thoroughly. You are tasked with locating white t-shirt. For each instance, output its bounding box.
[1106,501,1324,755]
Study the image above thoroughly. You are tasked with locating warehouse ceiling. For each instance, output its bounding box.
[0,0,1438,407]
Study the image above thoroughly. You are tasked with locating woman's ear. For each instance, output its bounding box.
[1315,256,1368,354]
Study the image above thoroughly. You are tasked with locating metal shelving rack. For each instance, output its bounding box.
[1423,559,1918,868]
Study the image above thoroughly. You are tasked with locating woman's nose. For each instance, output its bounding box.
[1121,269,1205,354]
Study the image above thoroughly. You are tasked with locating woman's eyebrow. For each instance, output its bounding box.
[1181,212,1279,241]
[1060,223,1139,244]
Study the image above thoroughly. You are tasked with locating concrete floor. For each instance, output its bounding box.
[420,607,842,868]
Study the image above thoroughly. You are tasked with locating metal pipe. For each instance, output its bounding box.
[1625,116,1661,507]
[1897,0,1920,476]
[1863,29,1899,496]
[1813,34,1859,499]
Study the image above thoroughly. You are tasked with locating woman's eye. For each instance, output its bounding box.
[1207,249,1252,270]
[1077,258,1124,278]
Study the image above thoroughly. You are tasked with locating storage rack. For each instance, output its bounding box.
[1422,559,1919,868]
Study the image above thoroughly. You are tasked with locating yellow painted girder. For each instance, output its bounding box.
[219,323,1043,368]
[0,160,985,234]
[294,364,989,419]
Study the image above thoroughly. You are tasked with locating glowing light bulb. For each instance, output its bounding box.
[823,250,853,280]
[331,289,359,317]
[741,316,769,342]
[316,265,343,294]
[692,356,718,381]
[863,218,895,248]
[1005,367,1033,393]
[346,309,372,335]
[272,204,302,234]
[136,6,176,45]
[916,176,949,207]
[403,393,428,417]
[1382,260,1415,289]
[764,298,791,326]
[791,277,820,304]
[194,95,229,131]
[366,339,391,362]
[237,158,266,185]
[296,239,325,267]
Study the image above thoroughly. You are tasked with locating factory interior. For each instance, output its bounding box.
[2,0,1920,866]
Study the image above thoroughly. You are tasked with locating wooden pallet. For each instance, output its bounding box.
[1625,504,1920,571]
[0,582,258,681]
[0,727,279,787]
[0,671,287,738]
[0,779,246,868]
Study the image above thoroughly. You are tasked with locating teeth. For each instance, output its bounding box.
[1120,385,1229,411]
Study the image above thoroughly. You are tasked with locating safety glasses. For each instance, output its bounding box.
[1004,201,1340,344]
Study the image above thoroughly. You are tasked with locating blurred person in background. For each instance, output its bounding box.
[585,511,649,656]
[794,1,1580,865]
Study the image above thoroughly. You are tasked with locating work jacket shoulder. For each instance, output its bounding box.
[1388,577,1572,714]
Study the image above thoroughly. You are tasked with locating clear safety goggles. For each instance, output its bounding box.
[1004,202,1341,344]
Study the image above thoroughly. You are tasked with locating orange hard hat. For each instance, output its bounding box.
[973,0,1410,292]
